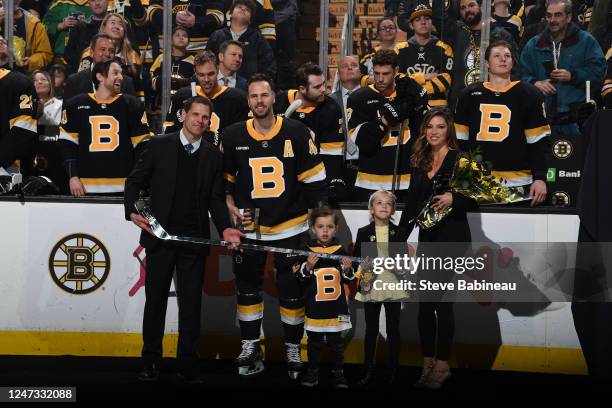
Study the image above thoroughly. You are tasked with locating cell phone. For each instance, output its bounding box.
[69,12,85,21]
[542,60,555,76]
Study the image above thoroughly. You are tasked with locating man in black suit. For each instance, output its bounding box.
[63,33,136,102]
[125,95,243,382]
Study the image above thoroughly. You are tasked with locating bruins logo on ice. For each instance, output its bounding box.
[48,233,110,294]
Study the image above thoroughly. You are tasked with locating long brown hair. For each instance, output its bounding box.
[410,108,459,171]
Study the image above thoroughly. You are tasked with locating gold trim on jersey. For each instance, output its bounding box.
[455,123,469,140]
[224,172,236,183]
[207,85,228,100]
[287,90,316,113]
[297,162,326,184]
[9,115,37,132]
[482,81,520,93]
[59,127,79,144]
[80,178,126,193]
[491,170,533,187]
[244,213,309,241]
[87,93,122,105]
[368,84,397,99]
[319,141,344,156]
[279,306,305,325]
[355,172,411,191]
[130,134,150,147]
[0,69,10,80]
[429,99,448,107]
[304,317,351,333]
[525,125,551,144]
[307,245,343,254]
[246,117,283,141]
[237,303,264,321]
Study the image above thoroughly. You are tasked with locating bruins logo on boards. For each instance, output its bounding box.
[48,233,111,295]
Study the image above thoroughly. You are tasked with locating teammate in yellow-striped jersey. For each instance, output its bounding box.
[454,40,550,206]
[59,60,151,195]
[222,73,327,379]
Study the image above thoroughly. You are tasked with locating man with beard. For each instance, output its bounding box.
[439,0,516,108]
[274,62,345,199]
[222,73,327,379]
[58,60,151,195]
[164,50,249,148]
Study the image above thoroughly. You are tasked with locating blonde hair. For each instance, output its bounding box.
[99,13,140,75]
[368,190,397,223]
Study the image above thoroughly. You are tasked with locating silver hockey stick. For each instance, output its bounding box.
[284,99,303,118]
[135,199,364,263]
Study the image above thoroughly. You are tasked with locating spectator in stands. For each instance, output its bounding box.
[150,26,195,99]
[63,33,136,101]
[331,55,361,190]
[491,0,524,43]
[360,17,402,85]
[398,0,447,37]
[43,0,91,62]
[147,0,224,54]
[0,0,53,73]
[64,0,109,73]
[271,0,298,89]
[225,0,276,50]
[49,63,68,98]
[440,0,516,108]
[604,46,611,108]
[32,69,62,129]
[0,35,9,69]
[521,0,605,131]
[76,13,143,81]
[207,0,276,80]
[385,0,401,16]
[217,40,247,90]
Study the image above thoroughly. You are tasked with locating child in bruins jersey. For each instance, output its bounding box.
[296,208,355,389]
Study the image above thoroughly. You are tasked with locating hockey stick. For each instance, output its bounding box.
[284,99,303,119]
[391,119,405,195]
[135,199,364,263]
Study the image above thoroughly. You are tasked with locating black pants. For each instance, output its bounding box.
[142,242,206,369]
[418,302,454,360]
[306,331,344,370]
[233,232,309,343]
[363,302,402,368]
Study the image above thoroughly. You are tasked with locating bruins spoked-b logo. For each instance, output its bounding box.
[551,191,571,207]
[552,139,573,159]
[49,234,110,294]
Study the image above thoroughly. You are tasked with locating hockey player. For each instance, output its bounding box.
[397,3,454,107]
[0,67,37,176]
[222,73,327,379]
[454,40,550,206]
[163,50,249,148]
[347,49,428,202]
[59,60,151,195]
[297,208,354,389]
[274,62,346,199]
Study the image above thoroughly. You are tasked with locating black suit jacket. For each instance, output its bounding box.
[63,69,136,102]
[124,132,231,254]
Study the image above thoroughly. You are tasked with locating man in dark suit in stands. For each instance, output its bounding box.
[63,34,136,102]
[125,95,243,383]
[217,40,248,91]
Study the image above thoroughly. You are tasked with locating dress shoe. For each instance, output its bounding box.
[138,363,160,381]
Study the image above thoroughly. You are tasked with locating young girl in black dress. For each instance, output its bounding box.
[400,108,476,389]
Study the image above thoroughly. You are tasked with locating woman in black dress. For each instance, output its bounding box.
[399,108,476,389]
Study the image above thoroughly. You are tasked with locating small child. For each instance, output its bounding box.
[354,190,409,387]
[296,208,355,389]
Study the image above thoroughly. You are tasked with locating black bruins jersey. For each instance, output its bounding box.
[603,47,611,109]
[164,84,249,147]
[397,37,454,107]
[297,240,353,333]
[59,93,151,193]
[222,117,327,241]
[454,81,551,187]
[274,90,344,181]
[359,43,404,87]
[347,85,413,191]
[0,69,37,171]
